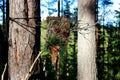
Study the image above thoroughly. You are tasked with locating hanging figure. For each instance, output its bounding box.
[49,45,60,70]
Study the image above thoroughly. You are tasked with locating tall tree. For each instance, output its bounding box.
[77,0,97,80]
[58,0,60,17]
[64,0,71,19]
[115,9,120,27]
[0,26,4,63]
[8,0,40,79]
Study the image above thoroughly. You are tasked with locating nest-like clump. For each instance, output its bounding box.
[46,16,70,49]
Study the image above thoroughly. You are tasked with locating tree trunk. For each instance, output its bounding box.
[77,0,97,80]
[8,0,40,80]
[58,0,60,17]
[0,27,4,62]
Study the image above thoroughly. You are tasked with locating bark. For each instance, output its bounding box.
[58,0,60,17]
[77,0,97,80]
[0,27,3,62]
[8,0,40,80]
[49,45,60,70]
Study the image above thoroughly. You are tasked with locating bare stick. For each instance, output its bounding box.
[25,51,43,80]
[1,63,7,80]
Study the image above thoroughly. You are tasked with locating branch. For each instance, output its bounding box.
[25,51,43,80]
[1,63,7,80]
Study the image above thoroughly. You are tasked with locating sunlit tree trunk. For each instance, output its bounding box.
[77,0,97,80]
[8,0,40,79]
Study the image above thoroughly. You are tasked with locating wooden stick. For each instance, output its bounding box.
[25,51,43,80]
[1,63,7,80]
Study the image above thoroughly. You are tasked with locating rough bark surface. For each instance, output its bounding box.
[8,0,40,80]
[77,0,97,80]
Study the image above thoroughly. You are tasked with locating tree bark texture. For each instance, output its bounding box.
[78,0,97,80]
[8,0,40,80]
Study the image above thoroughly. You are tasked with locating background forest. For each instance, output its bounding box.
[0,0,120,80]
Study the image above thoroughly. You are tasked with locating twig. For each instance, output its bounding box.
[1,63,7,80]
[25,51,43,80]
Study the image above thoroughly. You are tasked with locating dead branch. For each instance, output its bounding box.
[1,63,7,80]
[25,51,43,80]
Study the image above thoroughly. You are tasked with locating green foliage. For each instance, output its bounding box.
[45,36,66,50]
[115,10,120,25]
[40,20,77,80]
[97,25,120,80]
[41,15,120,80]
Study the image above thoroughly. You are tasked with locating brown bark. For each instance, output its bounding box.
[96,25,98,51]
[78,0,97,80]
[8,0,40,80]
[50,45,60,70]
